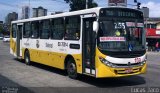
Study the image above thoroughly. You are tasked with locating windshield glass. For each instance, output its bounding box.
[97,20,145,52]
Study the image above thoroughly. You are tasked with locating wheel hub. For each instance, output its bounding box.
[69,63,76,74]
[25,56,29,63]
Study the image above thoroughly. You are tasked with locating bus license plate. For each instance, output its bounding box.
[125,68,133,73]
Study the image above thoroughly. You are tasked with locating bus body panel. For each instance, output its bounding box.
[96,61,147,78]
[10,38,17,57]
[21,38,83,73]
[95,48,147,78]
[22,48,83,73]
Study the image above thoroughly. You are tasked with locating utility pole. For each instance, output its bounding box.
[86,0,88,9]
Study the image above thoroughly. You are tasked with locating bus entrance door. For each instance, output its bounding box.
[82,17,96,75]
[17,24,23,58]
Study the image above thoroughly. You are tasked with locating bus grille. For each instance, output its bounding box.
[114,68,141,75]
[113,63,142,67]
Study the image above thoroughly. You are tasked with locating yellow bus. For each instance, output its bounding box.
[10,7,147,78]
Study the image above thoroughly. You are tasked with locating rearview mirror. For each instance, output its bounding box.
[93,21,99,33]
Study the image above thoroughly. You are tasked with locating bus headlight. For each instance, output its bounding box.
[140,60,146,66]
[99,56,116,68]
[140,55,147,66]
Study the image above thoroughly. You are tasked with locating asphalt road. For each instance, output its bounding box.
[0,40,160,93]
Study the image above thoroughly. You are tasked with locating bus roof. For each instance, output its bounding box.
[12,7,141,24]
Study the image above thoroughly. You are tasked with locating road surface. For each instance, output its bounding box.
[0,41,160,93]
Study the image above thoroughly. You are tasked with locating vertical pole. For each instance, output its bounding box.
[145,17,148,51]
[86,0,88,9]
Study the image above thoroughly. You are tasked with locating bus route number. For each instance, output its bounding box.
[114,22,125,29]
[135,57,141,63]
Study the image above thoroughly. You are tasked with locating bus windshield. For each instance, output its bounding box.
[97,20,145,52]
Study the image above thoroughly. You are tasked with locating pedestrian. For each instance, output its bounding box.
[146,42,148,51]
[155,42,159,52]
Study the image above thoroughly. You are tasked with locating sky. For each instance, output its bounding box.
[0,0,160,22]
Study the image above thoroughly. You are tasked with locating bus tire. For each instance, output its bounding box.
[24,50,31,65]
[67,59,77,79]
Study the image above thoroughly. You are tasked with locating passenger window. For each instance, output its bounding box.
[40,20,50,39]
[51,18,64,40]
[65,16,80,40]
[31,21,39,38]
[12,24,17,38]
[23,22,30,38]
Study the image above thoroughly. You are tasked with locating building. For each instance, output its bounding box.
[22,6,30,19]
[32,8,37,17]
[32,6,47,17]
[4,12,18,35]
[5,12,18,25]
[145,18,160,51]
[141,7,149,19]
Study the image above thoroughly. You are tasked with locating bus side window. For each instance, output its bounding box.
[23,22,31,38]
[51,18,64,40]
[31,21,39,38]
[40,20,50,39]
[65,16,80,40]
[12,24,17,38]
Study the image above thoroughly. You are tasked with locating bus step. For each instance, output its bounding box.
[83,73,95,77]
[17,56,22,59]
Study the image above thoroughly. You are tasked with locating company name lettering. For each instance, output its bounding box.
[46,43,53,48]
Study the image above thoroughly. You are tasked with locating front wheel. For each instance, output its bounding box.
[67,60,77,79]
[24,50,31,65]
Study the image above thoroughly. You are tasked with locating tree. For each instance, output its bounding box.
[0,25,3,34]
[64,0,98,11]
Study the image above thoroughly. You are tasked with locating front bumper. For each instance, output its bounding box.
[96,61,147,78]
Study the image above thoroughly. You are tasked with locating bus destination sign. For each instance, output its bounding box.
[100,8,143,19]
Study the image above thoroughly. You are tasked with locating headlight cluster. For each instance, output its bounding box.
[99,56,117,68]
[140,55,147,66]
[140,59,147,66]
[99,56,147,68]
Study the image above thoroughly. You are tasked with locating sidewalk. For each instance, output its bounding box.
[147,51,160,54]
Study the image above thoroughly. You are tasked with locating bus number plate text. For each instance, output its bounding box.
[125,68,133,73]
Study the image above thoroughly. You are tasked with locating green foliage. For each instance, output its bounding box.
[0,25,2,33]
[64,0,98,11]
